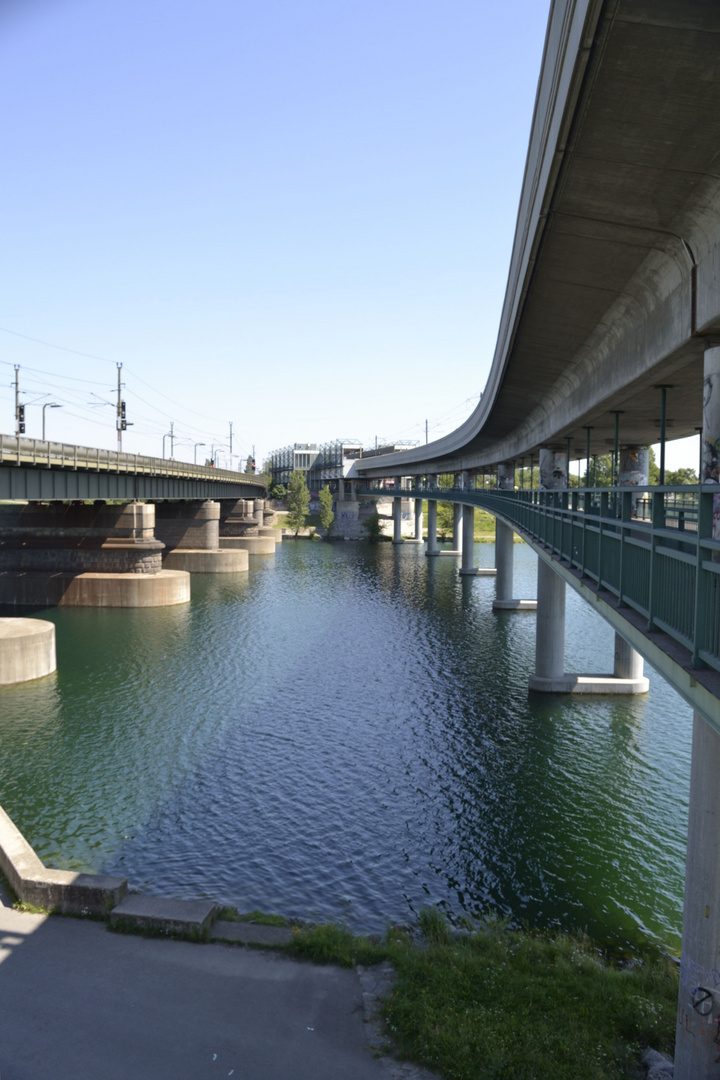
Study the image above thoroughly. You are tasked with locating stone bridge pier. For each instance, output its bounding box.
[218,499,277,555]
[154,500,249,572]
[0,501,189,606]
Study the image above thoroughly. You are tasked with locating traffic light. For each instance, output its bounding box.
[251,458,255,473]
[17,404,25,434]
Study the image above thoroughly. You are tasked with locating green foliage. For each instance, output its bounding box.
[362,509,384,540]
[665,467,697,485]
[218,907,289,926]
[268,480,286,499]
[436,502,455,542]
[381,911,678,1080]
[285,921,388,968]
[285,470,310,535]
[318,485,334,535]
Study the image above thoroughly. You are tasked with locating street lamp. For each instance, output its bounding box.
[42,403,62,440]
[194,442,206,465]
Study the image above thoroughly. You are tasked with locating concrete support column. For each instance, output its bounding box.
[393,477,403,544]
[703,345,720,483]
[392,499,403,544]
[613,634,644,680]
[338,478,346,502]
[497,463,514,490]
[452,502,463,552]
[532,557,566,680]
[539,448,568,490]
[425,500,439,556]
[253,499,265,525]
[617,447,649,487]
[494,519,514,600]
[528,559,648,694]
[675,711,720,1079]
[459,505,476,575]
[414,498,423,540]
[349,480,357,500]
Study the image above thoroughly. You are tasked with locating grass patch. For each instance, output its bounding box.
[280,908,677,1079]
[218,907,289,927]
[285,921,389,968]
[12,899,55,915]
[383,913,677,1080]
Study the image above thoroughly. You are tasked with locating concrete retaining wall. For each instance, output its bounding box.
[0,803,126,916]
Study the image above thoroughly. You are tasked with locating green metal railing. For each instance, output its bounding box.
[356,483,720,674]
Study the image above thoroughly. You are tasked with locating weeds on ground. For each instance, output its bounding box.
[381,909,677,1080]
[280,907,677,1080]
[217,907,289,927]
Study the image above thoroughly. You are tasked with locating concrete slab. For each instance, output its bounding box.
[528,673,650,694]
[492,598,538,611]
[0,904,409,1080]
[110,893,216,936]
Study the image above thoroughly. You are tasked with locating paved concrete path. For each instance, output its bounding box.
[0,901,426,1080]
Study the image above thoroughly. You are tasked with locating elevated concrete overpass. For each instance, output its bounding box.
[351,4,720,1072]
[355,0,720,481]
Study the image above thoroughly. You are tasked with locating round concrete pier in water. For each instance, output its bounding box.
[163,549,249,573]
[0,618,56,685]
[219,537,276,555]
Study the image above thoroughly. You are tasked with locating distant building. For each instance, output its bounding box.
[267,440,417,496]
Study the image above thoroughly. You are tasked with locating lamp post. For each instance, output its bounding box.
[42,403,62,440]
[194,442,206,465]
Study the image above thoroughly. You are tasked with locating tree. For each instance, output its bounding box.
[362,509,383,540]
[286,470,310,536]
[436,502,455,541]
[318,485,334,536]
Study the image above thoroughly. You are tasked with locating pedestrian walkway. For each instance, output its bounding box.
[0,896,431,1080]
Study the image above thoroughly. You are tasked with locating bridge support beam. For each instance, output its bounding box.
[529,557,648,693]
[492,519,533,609]
[675,711,720,1080]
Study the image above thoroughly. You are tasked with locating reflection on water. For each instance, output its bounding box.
[0,543,690,947]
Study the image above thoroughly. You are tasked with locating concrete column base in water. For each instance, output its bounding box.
[675,711,720,1080]
[392,496,403,544]
[219,536,275,555]
[452,502,463,553]
[425,500,439,556]
[492,519,533,609]
[459,504,480,575]
[0,618,56,685]
[529,558,649,694]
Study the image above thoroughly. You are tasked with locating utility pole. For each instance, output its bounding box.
[425,419,428,444]
[14,366,25,437]
[170,421,174,460]
[116,363,123,452]
[229,422,233,456]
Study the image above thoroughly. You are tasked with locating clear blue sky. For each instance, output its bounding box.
[0,0,695,471]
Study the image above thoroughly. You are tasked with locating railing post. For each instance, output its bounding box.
[647,489,666,632]
[617,490,632,607]
[597,491,610,589]
[692,489,713,667]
